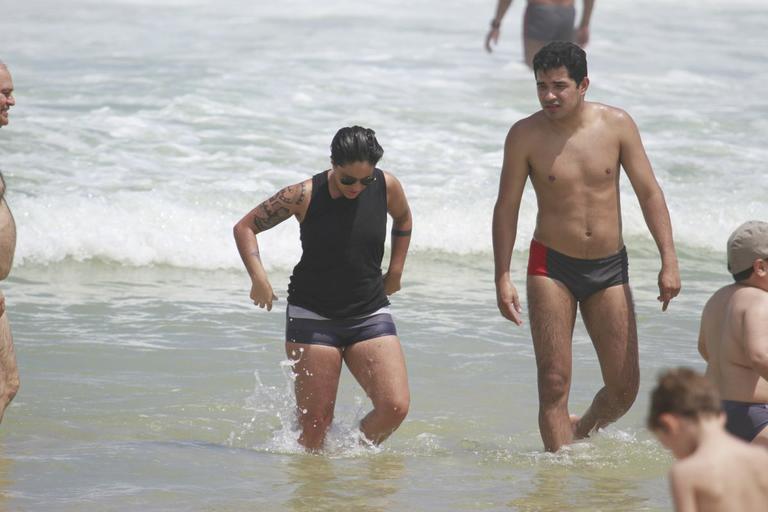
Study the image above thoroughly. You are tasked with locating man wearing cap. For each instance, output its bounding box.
[698,220,768,448]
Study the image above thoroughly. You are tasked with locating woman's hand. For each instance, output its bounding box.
[250,278,278,311]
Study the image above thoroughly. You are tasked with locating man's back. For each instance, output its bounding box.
[701,284,768,402]
[673,435,768,512]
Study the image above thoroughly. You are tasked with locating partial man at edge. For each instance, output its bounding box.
[698,220,768,448]
[0,59,20,423]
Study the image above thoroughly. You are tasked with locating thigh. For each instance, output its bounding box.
[579,284,639,385]
[285,342,343,413]
[523,39,548,67]
[527,276,578,373]
[343,336,409,404]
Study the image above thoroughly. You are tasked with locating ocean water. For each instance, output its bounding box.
[1,0,767,509]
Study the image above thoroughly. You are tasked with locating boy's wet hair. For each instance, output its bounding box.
[330,126,384,167]
[647,367,722,430]
[533,41,588,85]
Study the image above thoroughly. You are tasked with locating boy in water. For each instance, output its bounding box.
[648,368,768,511]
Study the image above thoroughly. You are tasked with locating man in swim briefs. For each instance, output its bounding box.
[493,42,680,452]
[698,220,768,448]
[485,0,595,67]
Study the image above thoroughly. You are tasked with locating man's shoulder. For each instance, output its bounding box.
[733,284,768,310]
[506,112,544,142]
[702,284,739,314]
[512,111,544,130]
[586,102,633,125]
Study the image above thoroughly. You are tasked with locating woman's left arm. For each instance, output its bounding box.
[383,172,412,295]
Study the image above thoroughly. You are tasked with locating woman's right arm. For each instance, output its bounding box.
[233,180,310,311]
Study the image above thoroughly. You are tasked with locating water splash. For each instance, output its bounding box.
[228,354,382,458]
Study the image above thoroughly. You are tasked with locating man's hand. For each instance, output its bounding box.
[496,278,523,325]
[383,270,402,296]
[658,264,681,311]
[485,27,500,53]
[250,278,278,311]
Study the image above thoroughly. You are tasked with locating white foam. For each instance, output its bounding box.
[3,0,766,270]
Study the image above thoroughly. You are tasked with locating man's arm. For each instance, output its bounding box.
[383,172,412,296]
[492,121,530,325]
[576,0,596,46]
[618,110,681,311]
[485,0,514,53]
[742,297,768,380]
[0,199,16,280]
[697,314,709,362]
[232,181,309,311]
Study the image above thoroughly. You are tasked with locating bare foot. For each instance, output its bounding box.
[570,414,587,440]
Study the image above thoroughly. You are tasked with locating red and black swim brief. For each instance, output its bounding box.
[527,239,629,302]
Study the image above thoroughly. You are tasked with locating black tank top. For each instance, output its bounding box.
[287,168,389,318]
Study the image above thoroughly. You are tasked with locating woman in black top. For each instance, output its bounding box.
[234,126,412,451]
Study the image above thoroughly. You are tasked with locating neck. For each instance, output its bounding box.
[694,417,728,448]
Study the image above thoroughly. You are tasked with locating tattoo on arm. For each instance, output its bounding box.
[253,194,291,232]
[277,183,307,205]
[252,182,307,232]
[391,228,412,237]
[250,247,261,261]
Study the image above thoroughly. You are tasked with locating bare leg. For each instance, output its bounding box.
[523,38,548,68]
[576,285,639,438]
[0,310,18,423]
[344,336,409,445]
[528,276,578,452]
[285,342,343,452]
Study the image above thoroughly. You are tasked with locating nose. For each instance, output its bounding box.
[7,94,14,106]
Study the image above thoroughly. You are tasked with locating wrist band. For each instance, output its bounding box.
[490,19,501,29]
[392,228,412,237]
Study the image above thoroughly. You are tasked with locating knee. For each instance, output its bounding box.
[2,372,18,405]
[376,394,410,424]
[537,369,570,405]
[607,376,639,411]
[6,376,18,403]
[299,408,334,433]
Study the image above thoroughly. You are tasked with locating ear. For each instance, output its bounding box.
[657,413,678,433]
[578,76,590,95]
[754,258,768,277]
[717,412,727,427]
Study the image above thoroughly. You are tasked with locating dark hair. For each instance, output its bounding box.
[330,126,384,167]
[733,266,754,282]
[532,41,588,85]
[647,367,721,431]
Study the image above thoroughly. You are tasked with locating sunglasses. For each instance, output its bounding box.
[339,174,376,186]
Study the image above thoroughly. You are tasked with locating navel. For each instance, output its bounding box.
[605,168,612,175]
[548,175,556,182]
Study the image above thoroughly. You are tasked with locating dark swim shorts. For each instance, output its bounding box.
[527,239,629,302]
[285,304,398,348]
[523,3,576,42]
[722,400,768,442]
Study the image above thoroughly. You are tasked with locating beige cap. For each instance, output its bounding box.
[727,220,768,274]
